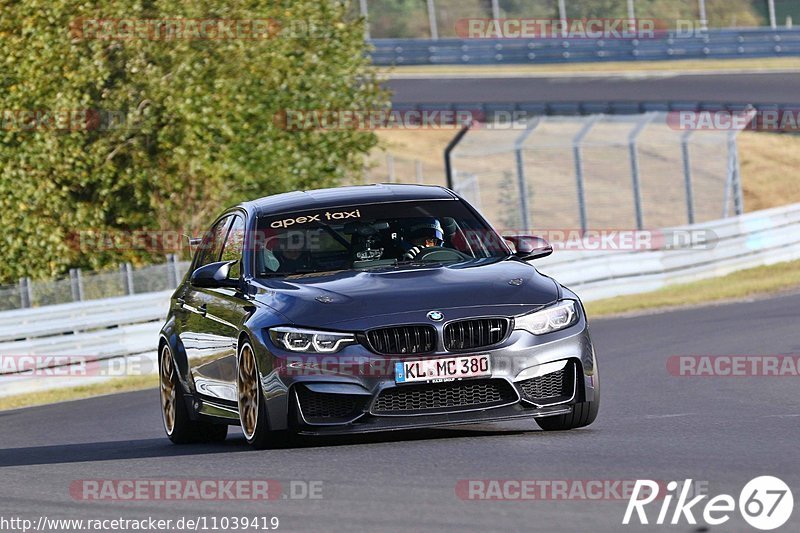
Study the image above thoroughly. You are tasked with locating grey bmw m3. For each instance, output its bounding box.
[158,184,599,448]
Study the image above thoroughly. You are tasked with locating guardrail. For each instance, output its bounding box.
[536,202,800,301]
[370,28,800,65]
[0,291,170,397]
[0,288,169,360]
[2,202,800,396]
[389,101,799,118]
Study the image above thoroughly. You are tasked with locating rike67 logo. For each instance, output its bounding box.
[623,476,793,530]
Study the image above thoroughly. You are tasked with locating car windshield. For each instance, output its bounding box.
[254,200,508,277]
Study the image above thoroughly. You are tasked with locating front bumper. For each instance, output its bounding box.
[258,314,598,433]
[295,403,574,436]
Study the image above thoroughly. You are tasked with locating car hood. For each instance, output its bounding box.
[252,259,561,328]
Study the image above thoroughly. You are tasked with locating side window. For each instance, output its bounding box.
[195,216,231,269]
[220,215,245,279]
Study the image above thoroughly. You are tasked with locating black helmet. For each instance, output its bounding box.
[408,218,444,246]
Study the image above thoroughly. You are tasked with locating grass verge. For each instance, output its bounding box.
[381,57,800,76]
[586,259,800,317]
[0,374,157,412]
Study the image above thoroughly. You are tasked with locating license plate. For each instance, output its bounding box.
[395,355,491,384]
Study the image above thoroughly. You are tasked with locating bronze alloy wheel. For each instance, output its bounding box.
[160,344,176,435]
[237,343,260,440]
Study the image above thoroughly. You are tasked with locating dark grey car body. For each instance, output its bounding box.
[158,184,599,440]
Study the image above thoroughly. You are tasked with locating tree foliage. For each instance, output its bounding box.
[0,0,386,283]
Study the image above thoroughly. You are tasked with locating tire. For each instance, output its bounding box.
[160,343,228,444]
[535,374,600,431]
[237,340,275,449]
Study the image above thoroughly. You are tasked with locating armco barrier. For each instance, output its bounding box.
[2,202,800,396]
[0,291,169,370]
[535,202,800,301]
[369,28,800,65]
[388,102,800,118]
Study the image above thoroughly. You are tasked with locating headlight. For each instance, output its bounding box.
[515,301,579,335]
[269,327,356,353]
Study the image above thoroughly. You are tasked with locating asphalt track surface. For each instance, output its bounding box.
[387,72,800,105]
[2,291,799,532]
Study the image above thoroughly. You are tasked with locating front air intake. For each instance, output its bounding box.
[444,318,509,351]
[366,325,436,355]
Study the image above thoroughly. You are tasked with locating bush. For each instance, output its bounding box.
[0,0,387,283]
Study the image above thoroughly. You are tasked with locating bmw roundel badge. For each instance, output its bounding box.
[427,310,444,321]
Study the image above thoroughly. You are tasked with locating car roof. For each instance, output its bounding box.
[241,184,459,217]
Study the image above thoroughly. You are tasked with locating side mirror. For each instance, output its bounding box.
[190,260,240,289]
[504,235,553,261]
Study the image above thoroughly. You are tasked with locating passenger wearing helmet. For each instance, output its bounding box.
[403,218,445,260]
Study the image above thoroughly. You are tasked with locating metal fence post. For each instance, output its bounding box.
[166,254,177,288]
[558,0,568,37]
[723,108,751,218]
[77,268,84,301]
[386,153,395,183]
[727,107,754,216]
[731,133,745,216]
[628,113,655,230]
[491,0,500,20]
[681,130,696,225]
[572,116,599,233]
[19,277,31,308]
[513,117,544,232]
[359,0,370,40]
[120,264,128,295]
[723,132,735,218]
[445,122,473,190]
[121,263,135,295]
[173,255,183,286]
[698,0,708,31]
[768,0,777,29]
[426,0,439,40]
[69,268,84,302]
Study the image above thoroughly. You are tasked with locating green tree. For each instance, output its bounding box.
[0,0,387,283]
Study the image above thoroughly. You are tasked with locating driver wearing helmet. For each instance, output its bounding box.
[403,218,445,260]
